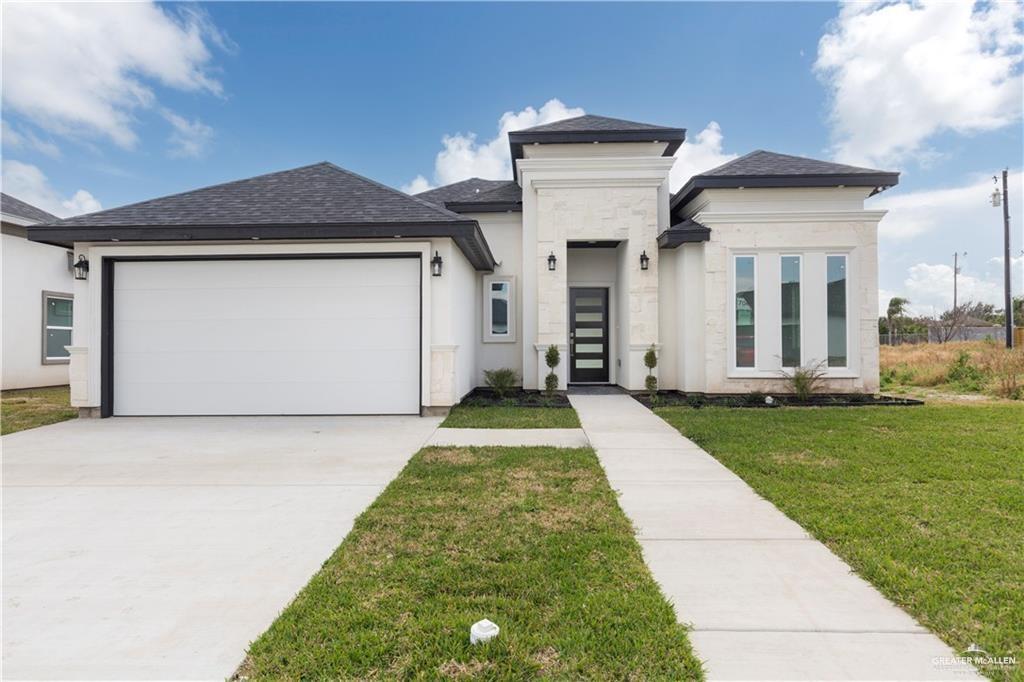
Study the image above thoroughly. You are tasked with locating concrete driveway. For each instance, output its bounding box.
[2,415,440,680]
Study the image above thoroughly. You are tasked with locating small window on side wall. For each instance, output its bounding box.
[42,291,73,364]
[483,276,515,343]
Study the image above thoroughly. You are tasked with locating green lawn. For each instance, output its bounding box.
[657,404,1024,681]
[1,385,77,435]
[238,446,701,680]
[441,405,581,429]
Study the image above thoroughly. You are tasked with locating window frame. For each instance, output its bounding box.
[730,254,758,371]
[41,290,74,365]
[825,253,850,369]
[780,253,804,369]
[483,275,515,343]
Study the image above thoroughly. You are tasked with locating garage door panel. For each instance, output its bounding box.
[114,285,420,323]
[113,258,420,415]
[115,317,419,353]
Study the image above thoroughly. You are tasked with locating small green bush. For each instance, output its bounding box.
[544,345,560,397]
[484,368,519,398]
[644,344,658,401]
[686,394,705,409]
[746,390,766,406]
[785,361,827,401]
[946,351,986,392]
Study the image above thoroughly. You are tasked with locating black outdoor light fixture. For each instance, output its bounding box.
[73,255,90,280]
[431,250,443,277]
[640,250,650,271]
[547,252,557,271]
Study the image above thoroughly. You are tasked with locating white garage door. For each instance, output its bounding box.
[112,257,420,416]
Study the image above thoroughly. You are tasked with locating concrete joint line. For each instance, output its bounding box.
[692,627,931,635]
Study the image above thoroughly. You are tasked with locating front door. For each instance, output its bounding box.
[569,288,609,383]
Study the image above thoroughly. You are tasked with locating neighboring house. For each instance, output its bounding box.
[2,193,75,390]
[28,114,898,417]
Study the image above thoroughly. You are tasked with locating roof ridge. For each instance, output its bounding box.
[1,192,60,222]
[319,162,470,222]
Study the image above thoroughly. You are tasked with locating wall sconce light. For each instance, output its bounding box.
[73,255,90,280]
[640,250,650,271]
[547,252,557,271]
[431,250,443,277]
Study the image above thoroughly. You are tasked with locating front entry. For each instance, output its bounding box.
[569,288,610,383]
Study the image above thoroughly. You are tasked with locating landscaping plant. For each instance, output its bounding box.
[644,345,658,403]
[784,361,827,401]
[483,368,518,399]
[544,344,560,398]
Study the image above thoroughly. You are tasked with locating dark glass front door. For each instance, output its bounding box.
[569,288,609,383]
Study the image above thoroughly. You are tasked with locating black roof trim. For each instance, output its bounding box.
[658,219,711,249]
[445,201,522,214]
[671,172,900,213]
[28,221,497,271]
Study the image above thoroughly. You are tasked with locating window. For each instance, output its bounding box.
[827,255,848,367]
[483,276,514,342]
[734,256,756,368]
[42,291,73,364]
[780,255,801,367]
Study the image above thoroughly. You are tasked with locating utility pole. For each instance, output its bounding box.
[1001,169,1013,348]
[953,251,962,313]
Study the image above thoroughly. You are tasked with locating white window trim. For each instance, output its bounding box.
[780,253,804,369]
[483,275,515,343]
[42,290,73,365]
[825,252,850,370]
[729,254,757,372]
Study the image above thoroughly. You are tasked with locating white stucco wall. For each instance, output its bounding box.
[470,211,524,385]
[1,231,74,389]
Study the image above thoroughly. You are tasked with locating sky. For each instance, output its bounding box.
[2,0,1022,317]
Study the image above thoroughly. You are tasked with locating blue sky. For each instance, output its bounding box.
[3,1,1022,315]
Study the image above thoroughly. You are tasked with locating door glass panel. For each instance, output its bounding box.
[46,328,72,358]
[575,297,602,307]
[47,297,73,327]
[490,297,508,334]
[735,256,755,367]
[781,256,801,367]
[575,312,602,322]
[575,359,603,368]
[576,343,603,354]
[575,328,602,337]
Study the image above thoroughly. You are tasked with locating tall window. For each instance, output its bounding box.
[483,276,514,342]
[780,255,801,367]
[734,256,756,368]
[827,255,847,367]
[42,292,73,364]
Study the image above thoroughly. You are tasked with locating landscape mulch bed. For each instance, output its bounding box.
[459,387,572,408]
[633,391,923,409]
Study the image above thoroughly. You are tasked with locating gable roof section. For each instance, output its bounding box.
[418,178,522,214]
[508,114,686,174]
[28,162,496,270]
[2,192,59,225]
[671,150,900,212]
[416,178,511,206]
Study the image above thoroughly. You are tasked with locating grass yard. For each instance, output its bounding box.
[238,446,701,680]
[1,385,77,435]
[657,404,1024,681]
[441,405,581,429]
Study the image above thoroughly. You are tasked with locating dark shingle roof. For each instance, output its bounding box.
[47,162,467,227]
[417,178,522,214]
[671,150,900,212]
[1,193,59,224]
[508,114,686,173]
[28,162,497,270]
[658,218,711,249]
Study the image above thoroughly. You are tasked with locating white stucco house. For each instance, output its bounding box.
[2,193,75,390]
[27,114,898,417]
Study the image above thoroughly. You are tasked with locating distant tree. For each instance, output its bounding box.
[1013,296,1023,327]
[886,297,911,344]
[932,300,977,343]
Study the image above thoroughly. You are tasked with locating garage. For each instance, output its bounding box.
[110,256,421,416]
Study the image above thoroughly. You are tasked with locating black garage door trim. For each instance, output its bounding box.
[100,252,423,418]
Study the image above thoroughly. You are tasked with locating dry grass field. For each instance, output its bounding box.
[880,340,1024,400]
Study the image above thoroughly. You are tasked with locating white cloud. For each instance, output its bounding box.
[903,261,1005,312]
[873,171,1023,242]
[668,121,738,192]
[2,160,101,218]
[815,0,1024,167]
[401,175,434,195]
[1,121,61,159]
[406,99,585,189]
[162,109,214,158]
[2,2,230,149]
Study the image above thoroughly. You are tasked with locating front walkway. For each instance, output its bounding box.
[569,394,979,681]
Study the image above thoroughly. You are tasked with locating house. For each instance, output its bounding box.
[27,114,898,417]
[2,193,75,390]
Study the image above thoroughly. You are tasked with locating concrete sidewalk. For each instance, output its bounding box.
[570,394,979,681]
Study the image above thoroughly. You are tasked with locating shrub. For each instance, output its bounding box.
[977,346,1024,399]
[784,361,827,401]
[644,345,658,401]
[946,351,986,392]
[686,393,705,409]
[484,368,518,398]
[544,345,560,397]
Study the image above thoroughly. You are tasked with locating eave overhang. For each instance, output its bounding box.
[657,219,711,248]
[509,127,686,176]
[445,201,522,214]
